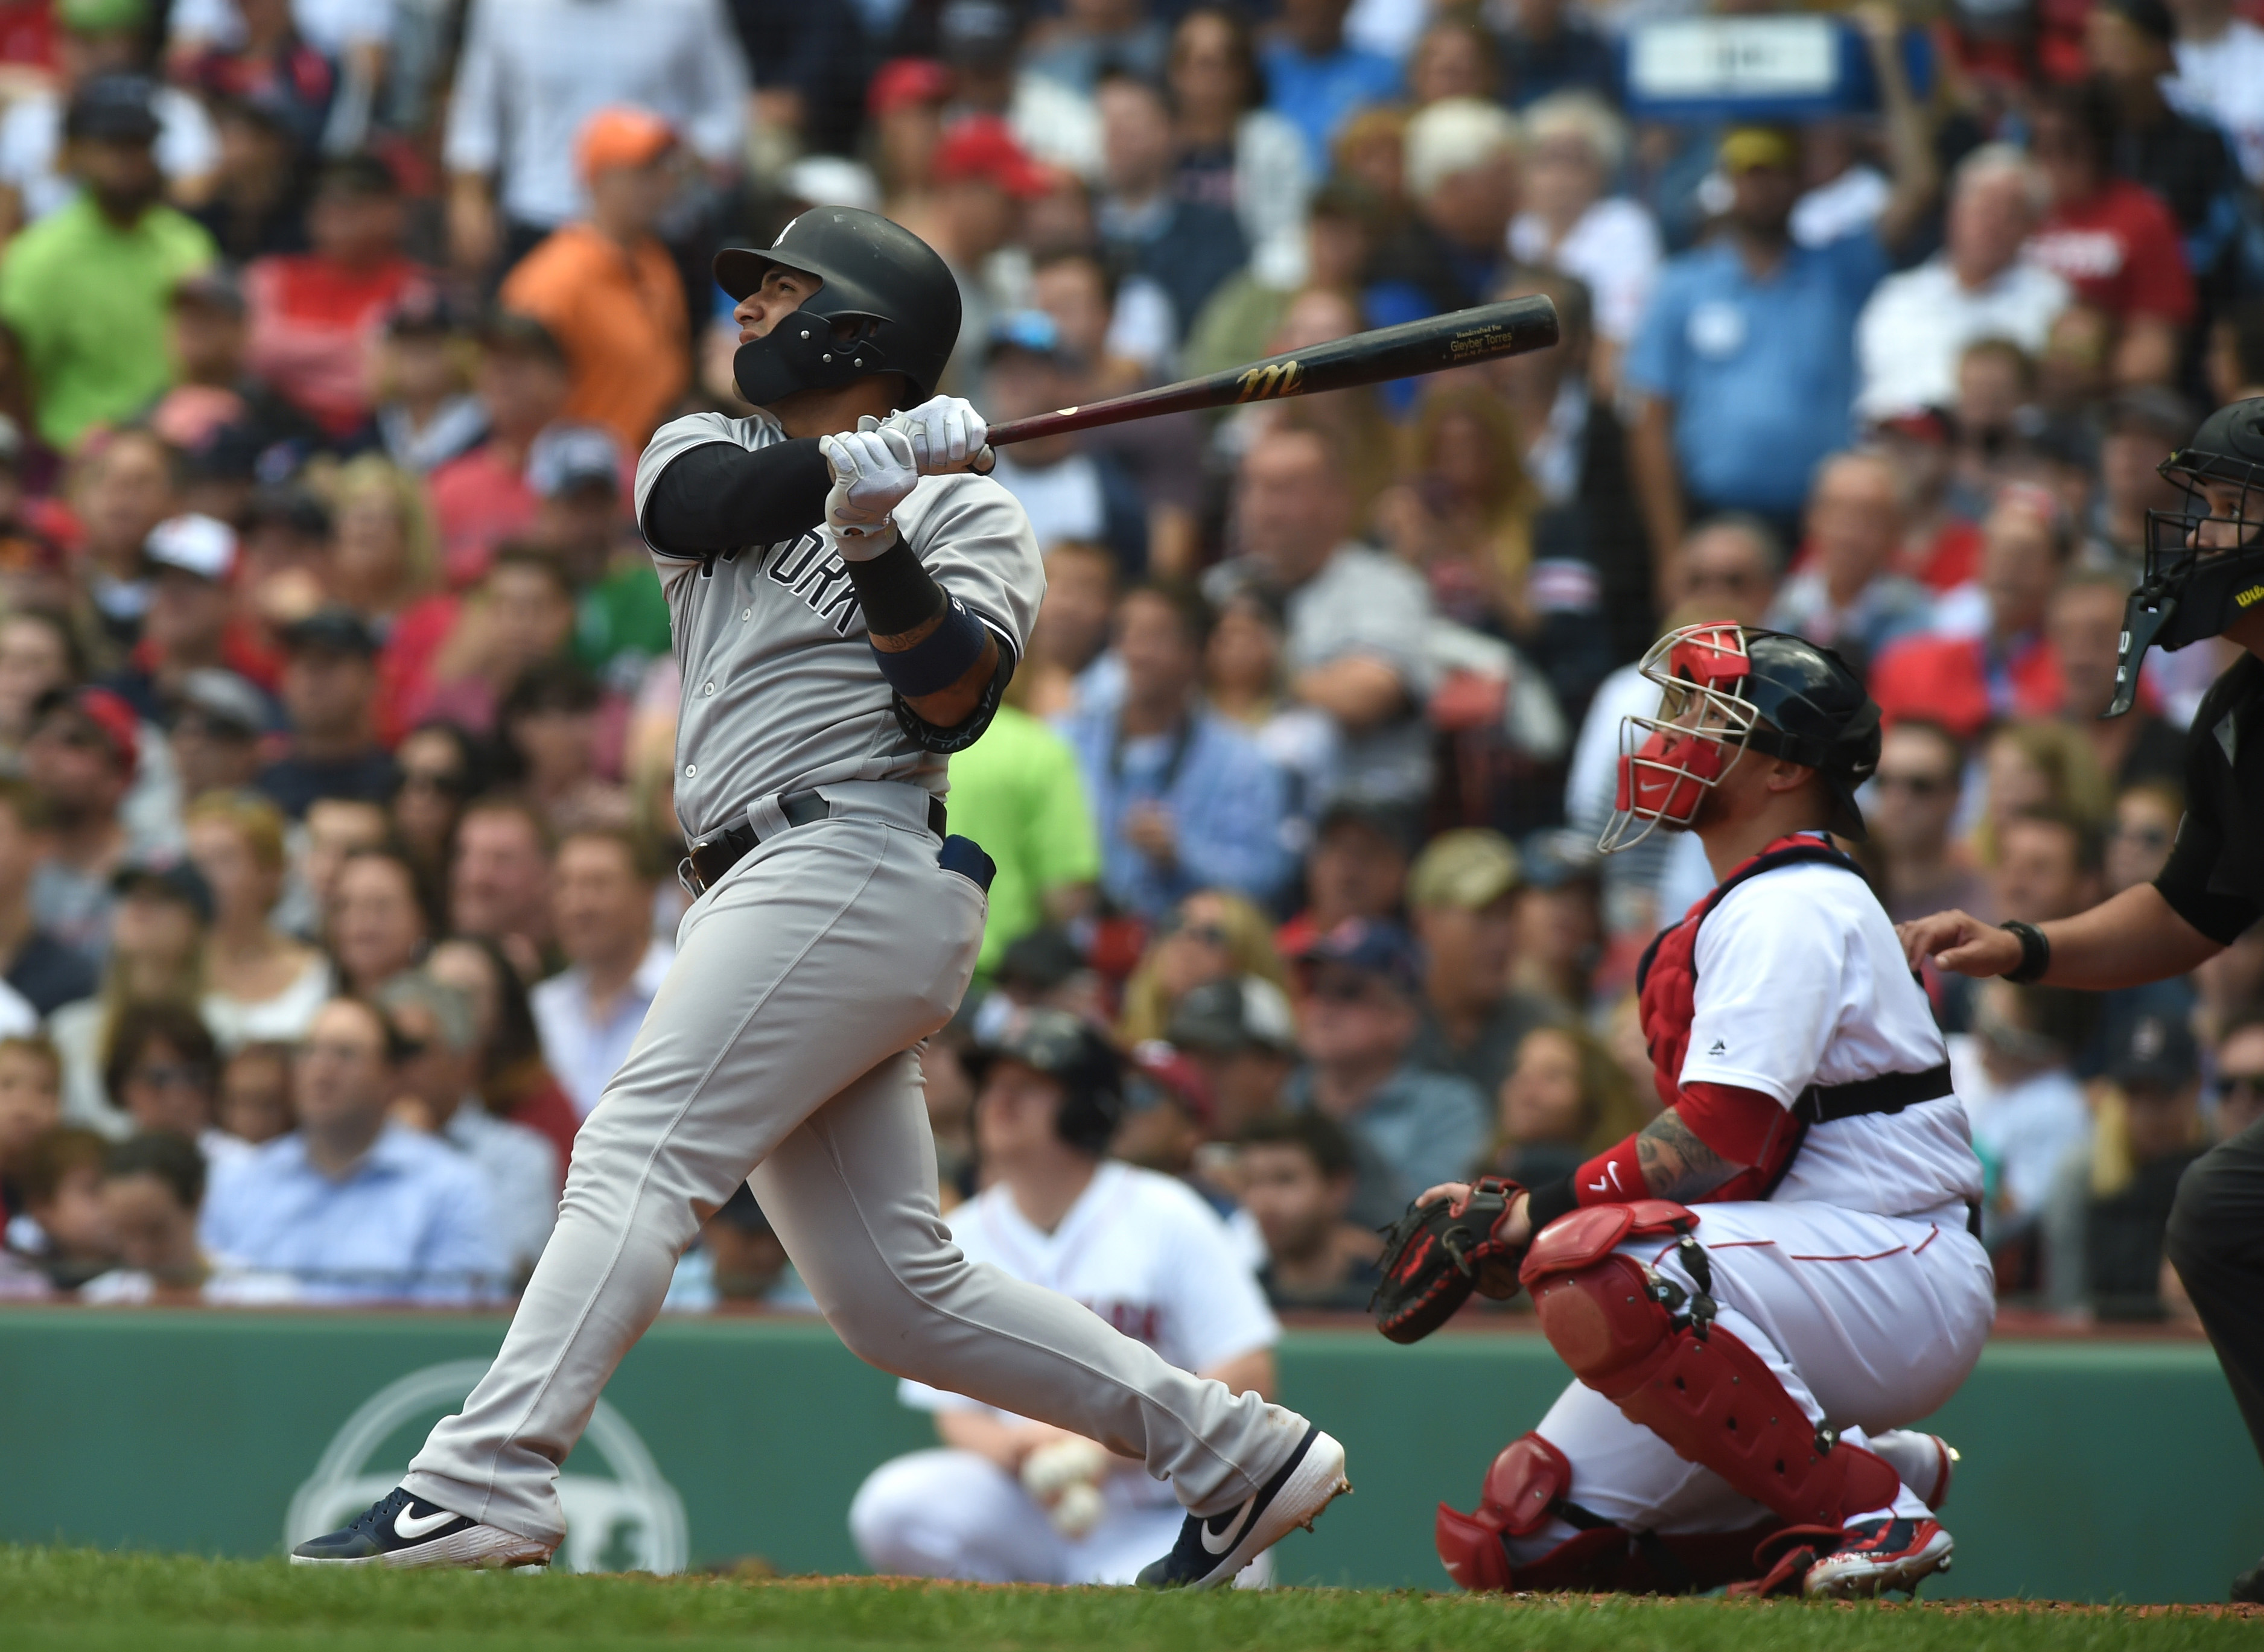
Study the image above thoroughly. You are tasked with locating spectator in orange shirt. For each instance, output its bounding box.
[424,313,569,590]
[244,155,433,439]
[498,107,690,451]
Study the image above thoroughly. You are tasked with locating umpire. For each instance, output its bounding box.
[1900,396,2264,1603]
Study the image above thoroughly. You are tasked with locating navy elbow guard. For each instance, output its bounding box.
[871,595,989,698]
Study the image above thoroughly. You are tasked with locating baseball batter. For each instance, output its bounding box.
[1393,624,1991,1598]
[292,208,1347,1587]
[851,1011,1282,1585]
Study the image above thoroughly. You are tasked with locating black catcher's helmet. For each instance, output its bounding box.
[1602,623,1882,851]
[2111,396,2259,716]
[714,208,961,411]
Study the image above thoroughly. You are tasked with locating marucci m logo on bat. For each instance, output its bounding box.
[1235,360,1304,401]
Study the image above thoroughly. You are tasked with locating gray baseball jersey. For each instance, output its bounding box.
[634,409,1046,841]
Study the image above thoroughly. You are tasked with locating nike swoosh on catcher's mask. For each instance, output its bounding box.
[1200,1498,1256,1555]
[393,1504,460,1541]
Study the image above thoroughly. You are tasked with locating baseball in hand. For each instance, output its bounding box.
[1022,1436,1110,1536]
[1048,1479,1104,1539]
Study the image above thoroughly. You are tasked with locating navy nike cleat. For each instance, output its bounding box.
[290,1486,554,1569]
[1136,1425,1350,1590]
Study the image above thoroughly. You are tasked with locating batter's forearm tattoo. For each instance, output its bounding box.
[1635,1109,1743,1202]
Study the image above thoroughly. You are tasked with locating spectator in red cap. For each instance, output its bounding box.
[243,154,432,439]
[25,685,145,960]
[1869,486,2072,740]
[917,115,1052,393]
[500,107,690,451]
[868,58,953,203]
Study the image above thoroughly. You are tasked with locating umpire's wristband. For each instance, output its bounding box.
[2000,920,2052,985]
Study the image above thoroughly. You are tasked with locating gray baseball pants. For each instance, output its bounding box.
[403,786,1305,1547]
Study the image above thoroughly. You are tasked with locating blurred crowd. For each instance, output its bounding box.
[0,0,2254,1327]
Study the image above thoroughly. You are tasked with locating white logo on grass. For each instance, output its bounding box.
[285,1359,688,1574]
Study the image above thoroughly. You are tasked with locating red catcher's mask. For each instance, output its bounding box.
[1599,623,1758,853]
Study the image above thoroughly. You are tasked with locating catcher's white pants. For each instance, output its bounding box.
[403,811,1305,1546]
[1506,1199,1995,1557]
[850,1446,1274,1586]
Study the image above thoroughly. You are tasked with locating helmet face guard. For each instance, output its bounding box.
[2116,445,2264,716]
[1600,624,1760,853]
[2113,398,2264,716]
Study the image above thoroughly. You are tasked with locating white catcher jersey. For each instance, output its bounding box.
[900,1163,1279,1449]
[634,410,1046,841]
[1677,862,1986,1219]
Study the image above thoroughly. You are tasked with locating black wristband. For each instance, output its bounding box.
[1524,1176,1578,1234]
[2000,920,2051,985]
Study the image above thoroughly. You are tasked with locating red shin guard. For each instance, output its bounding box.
[1433,1429,1778,1595]
[1522,1205,1901,1531]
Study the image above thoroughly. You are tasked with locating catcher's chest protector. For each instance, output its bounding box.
[1633,835,1863,1108]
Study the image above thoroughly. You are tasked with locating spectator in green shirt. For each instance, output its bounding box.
[943,702,1100,975]
[0,75,215,451]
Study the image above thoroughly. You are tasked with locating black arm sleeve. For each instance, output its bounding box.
[638,438,833,559]
[842,536,947,636]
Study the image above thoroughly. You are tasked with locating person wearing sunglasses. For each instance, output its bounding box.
[1901,395,2264,1603]
[1868,720,1983,925]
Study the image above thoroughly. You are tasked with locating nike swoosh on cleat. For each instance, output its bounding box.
[1200,1499,1256,1556]
[393,1504,462,1542]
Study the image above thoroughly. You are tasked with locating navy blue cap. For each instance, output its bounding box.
[1295,917,1422,996]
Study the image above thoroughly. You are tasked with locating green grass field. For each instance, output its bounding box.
[4,1548,2255,1652]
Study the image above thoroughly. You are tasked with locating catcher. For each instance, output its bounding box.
[1376,624,1991,1598]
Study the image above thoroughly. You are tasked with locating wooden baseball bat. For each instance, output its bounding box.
[983,294,1560,448]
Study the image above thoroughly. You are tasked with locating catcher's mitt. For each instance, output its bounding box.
[1370,1177,1527,1344]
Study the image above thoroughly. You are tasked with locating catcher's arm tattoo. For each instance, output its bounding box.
[1635,1108,1745,1202]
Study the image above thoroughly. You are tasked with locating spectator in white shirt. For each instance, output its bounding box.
[530,828,671,1120]
[442,0,747,275]
[2167,0,2264,184]
[1506,91,1660,395]
[1855,144,2072,421]
[379,970,559,1281]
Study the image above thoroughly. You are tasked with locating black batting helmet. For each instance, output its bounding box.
[715,208,960,411]
[967,1008,1124,1155]
[2111,395,2257,716]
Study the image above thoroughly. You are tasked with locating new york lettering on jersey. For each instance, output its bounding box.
[636,408,1045,841]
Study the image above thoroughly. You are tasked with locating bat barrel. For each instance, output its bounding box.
[985,294,1559,448]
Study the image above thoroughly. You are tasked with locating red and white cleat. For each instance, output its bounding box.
[1802,1516,1955,1598]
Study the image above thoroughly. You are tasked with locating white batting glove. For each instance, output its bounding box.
[1022,1437,1111,1539]
[884,395,993,476]
[819,417,920,559]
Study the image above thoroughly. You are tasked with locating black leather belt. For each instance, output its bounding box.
[679,790,947,896]
[1792,1062,1955,1125]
